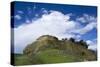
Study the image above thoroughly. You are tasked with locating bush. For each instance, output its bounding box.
[69,38,75,42]
[79,40,88,48]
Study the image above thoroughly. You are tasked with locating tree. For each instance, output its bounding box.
[69,38,75,42]
[79,40,88,48]
[62,38,67,42]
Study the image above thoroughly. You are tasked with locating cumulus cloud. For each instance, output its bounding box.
[14,14,22,20]
[86,39,97,51]
[41,8,49,14]
[75,22,97,34]
[17,10,24,14]
[75,14,97,34]
[13,10,97,53]
[76,14,97,23]
[14,11,80,53]
[25,19,30,24]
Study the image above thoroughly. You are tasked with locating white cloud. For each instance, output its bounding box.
[76,14,97,23]
[86,40,92,45]
[13,11,97,53]
[88,45,97,51]
[86,39,97,51]
[70,14,97,35]
[25,19,31,24]
[76,17,86,23]
[75,22,97,34]
[14,15,22,20]
[14,11,80,53]
[17,10,24,14]
[41,8,49,14]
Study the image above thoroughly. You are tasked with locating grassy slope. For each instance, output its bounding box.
[14,49,83,65]
[14,48,96,65]
[14,54,33,66]
[31,49,83,64]
[13,35,97,65]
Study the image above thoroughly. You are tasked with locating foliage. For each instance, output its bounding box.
[69,38,75,42]
[78,40,88,48]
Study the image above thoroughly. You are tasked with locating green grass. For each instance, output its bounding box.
[13,49,83,65]
[14,54,33,66]
[31,49,83,64]
[13,48,96,66]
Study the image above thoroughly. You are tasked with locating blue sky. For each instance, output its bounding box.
[11,1,97,53]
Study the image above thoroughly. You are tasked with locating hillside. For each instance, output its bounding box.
[24,35,96,64]
[13,35,97,65]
